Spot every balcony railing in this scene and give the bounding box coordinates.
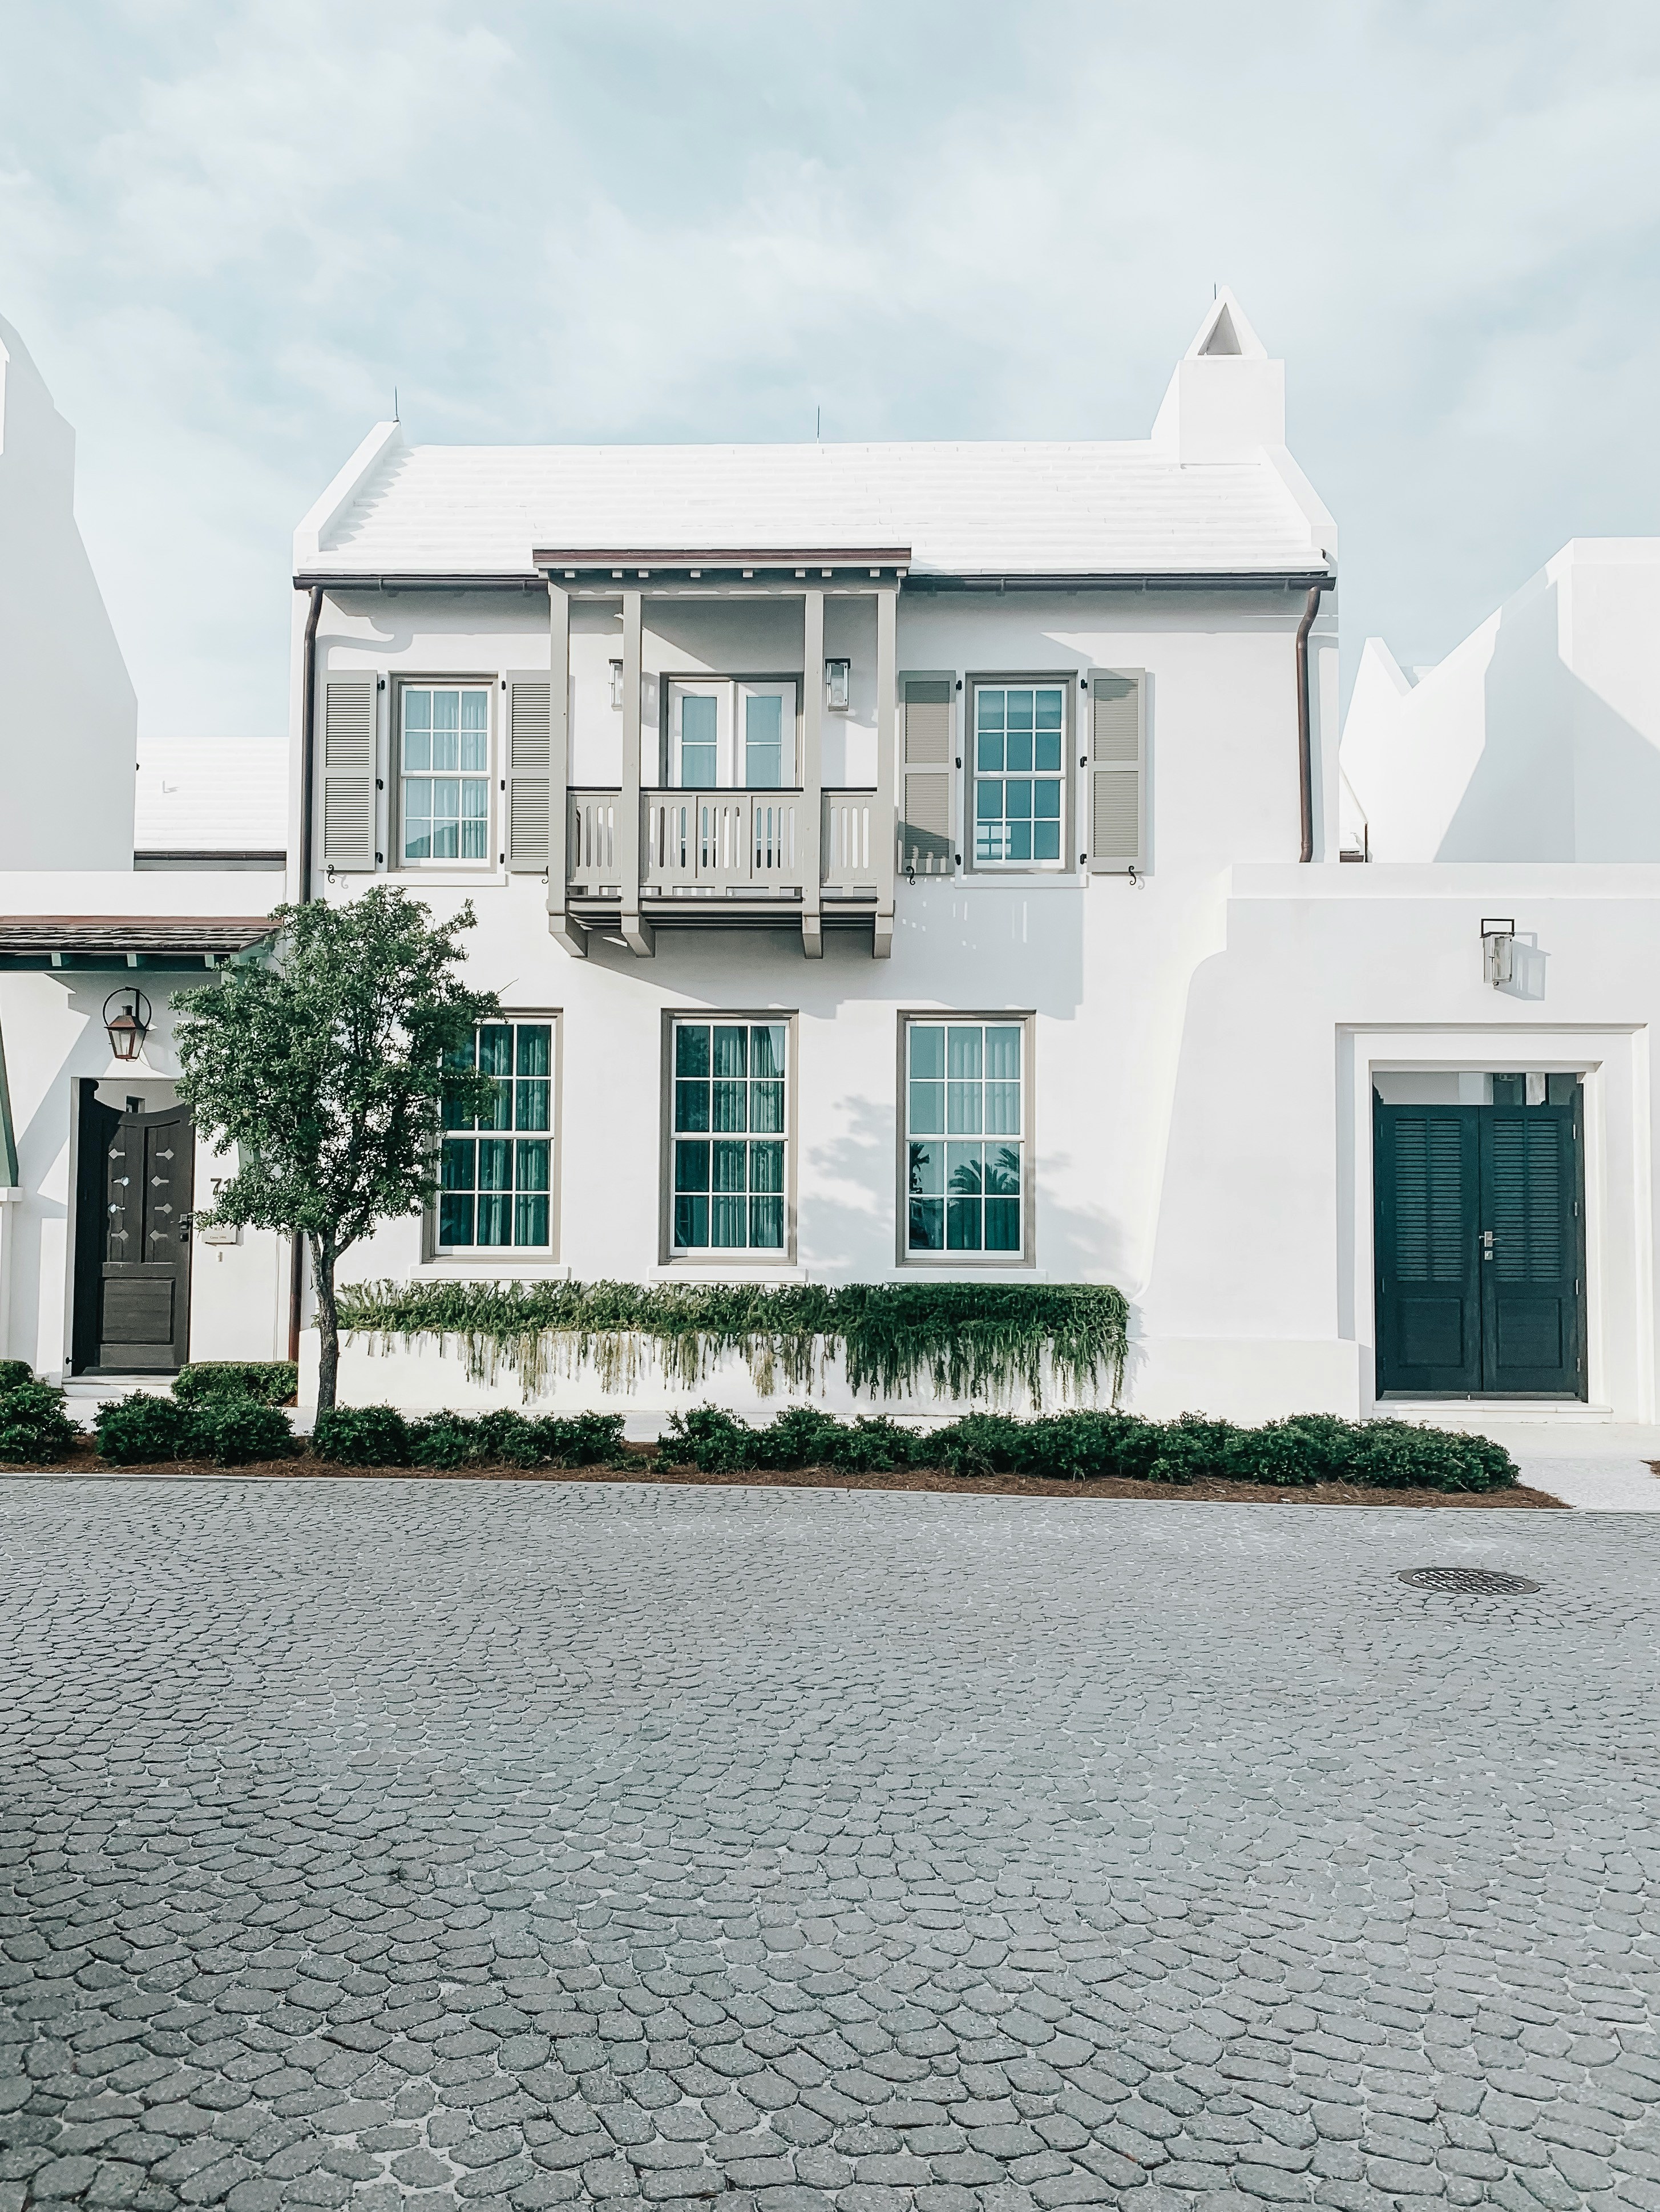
[566,790,881,902]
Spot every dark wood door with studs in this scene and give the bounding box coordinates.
[78,1096,196,1373]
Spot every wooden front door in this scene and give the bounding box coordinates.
[1375,1085,1585,1399]
[72,1087,195,1373]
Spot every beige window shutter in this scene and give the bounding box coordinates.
[321,677,378,871]
[1088,672,1145,872]
[898,677,955,877]
[506,676,552,871]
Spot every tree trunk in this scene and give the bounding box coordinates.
[310,1234,341,1412]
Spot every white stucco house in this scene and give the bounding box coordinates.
[6,290,1660,1434]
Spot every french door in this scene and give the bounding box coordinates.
[1374,1089,1585,1398]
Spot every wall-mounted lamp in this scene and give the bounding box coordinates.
[1481,917,1515,988]
[103,987,152,1062]
[609,659,624,710]
[824,658,851,712]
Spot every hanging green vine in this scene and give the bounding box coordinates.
[333,1279,1129,1406]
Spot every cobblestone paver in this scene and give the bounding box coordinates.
[1,1481,1657,2212]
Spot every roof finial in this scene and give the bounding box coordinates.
[393,385,399,422]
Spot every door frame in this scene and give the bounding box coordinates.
[1339,1026,1654,1420]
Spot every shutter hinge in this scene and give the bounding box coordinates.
[376,777,384,790]
[377,676,386,691]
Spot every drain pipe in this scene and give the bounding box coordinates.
[1296,579,1331,863]
[287,586,324,1364]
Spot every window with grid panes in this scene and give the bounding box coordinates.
[672,1020,787,1252]
[906,1020,1024,1253]
[439,1021,553,1250]
[974,684,1065,866]
[402,685,491,862]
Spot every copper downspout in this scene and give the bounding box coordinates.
[287,586,324,1364]
[1296,581,1331,863]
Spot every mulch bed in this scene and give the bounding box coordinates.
[6,1444,1565,1505]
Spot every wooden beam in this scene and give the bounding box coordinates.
[619,590,653,955]
[801,588,825,958]
[874,583,897,959]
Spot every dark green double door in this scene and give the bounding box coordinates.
[1375,1090,1585,1398]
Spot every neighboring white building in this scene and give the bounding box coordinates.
[1342,539,1660,862]
[135,736,288,871]
[0,318,286,1382]
[0,314,137,870]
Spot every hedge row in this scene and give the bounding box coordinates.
[663,1406,1518,1492]
[0,1358,1517,1490]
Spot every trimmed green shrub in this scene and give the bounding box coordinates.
[406,1412,493,1469]
[310,1404,412,1467]
[528,1412,628,1466]
[0,1359,34,1395]
[661,1404,1517,1492]
[173,1361,298,1407]
[94,1393,194,1466]
[188,1398,295,1467]
[0,1380,80,1465]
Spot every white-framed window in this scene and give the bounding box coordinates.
[439,1019,555,1251]
[401,684,491,863]
[972,683,1067,867]
[670,1017,789,1254]
[904,1016,1028,1257]
[666,679,796,790]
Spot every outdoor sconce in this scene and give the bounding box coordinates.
[609,659,624,710]
[824,658,851,711]
[1482,918,1515,988]
[103,987,152,1061]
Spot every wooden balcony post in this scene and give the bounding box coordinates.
[801,586,825,958]
[874,580,897,958]
[546,580,586,956]
[619,588,653,956]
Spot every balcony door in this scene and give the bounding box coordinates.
[667,680,795,789]
[1374,1081,1585,1398]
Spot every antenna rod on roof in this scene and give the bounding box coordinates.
[815,405,821,442]
[394,386,399,421]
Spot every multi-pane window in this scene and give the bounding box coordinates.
[672,1020,787,1252]
[403,686,490,862]
[975,684,1065,865]
[439,1021,553,1250]
[906,1019,1024,1254]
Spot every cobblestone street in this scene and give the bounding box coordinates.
[1,1479,1657,2212]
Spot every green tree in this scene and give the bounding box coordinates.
[173,889,500,1410]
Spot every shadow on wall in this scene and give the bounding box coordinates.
[1439,576,1660,860]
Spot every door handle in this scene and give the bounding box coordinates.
[1481,1230,1495,1260]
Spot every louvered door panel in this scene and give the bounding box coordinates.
[1480,1106,1582,1393]
[1374,1105,1481,1394]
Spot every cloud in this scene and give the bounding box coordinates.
[0,0,1657,736]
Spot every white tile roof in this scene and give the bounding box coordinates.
[306,437,1328,580]
[135,737,288,851]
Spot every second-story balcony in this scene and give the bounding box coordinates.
[542,546,905,960]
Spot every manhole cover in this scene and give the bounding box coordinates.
[1396,1567,1541,1595]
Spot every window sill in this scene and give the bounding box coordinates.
[654,1261,806,1280]
[416,1258,571,1278]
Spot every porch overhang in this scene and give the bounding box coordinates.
[0,918,276,971]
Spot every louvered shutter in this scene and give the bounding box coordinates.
[1088,672,1145,872]
[506,676,552,871]
[898,677,954,876]
[321,677,377,871]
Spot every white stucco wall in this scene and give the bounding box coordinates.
[0,318,137,870]
[1342,541,1660,863]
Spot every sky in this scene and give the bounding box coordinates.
[2,0,1658,741]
